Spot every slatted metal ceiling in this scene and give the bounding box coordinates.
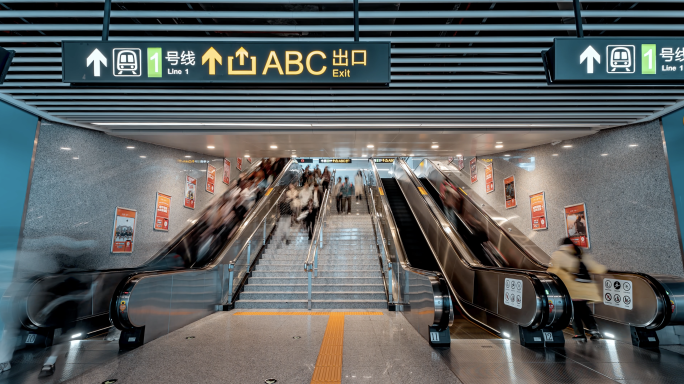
[1,0,684,135]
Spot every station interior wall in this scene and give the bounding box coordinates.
[16,122,244,275]
[441,120,684,278]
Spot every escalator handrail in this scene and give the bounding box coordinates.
[368,159,442,279]
[428,159,674,330]
[363,174,393,304]
[305,171,334,268]
[395,159,569,330]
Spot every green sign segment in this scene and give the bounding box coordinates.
[63,41,390,84]
[545,37,684,83]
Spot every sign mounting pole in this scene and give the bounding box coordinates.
[102,0,112,41]
[572,0,584,38]
[354,0,359,42]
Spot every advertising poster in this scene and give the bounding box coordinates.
[184,175,197,209]
[236,157,243,171]
[206,164,216,194]
[447,156,454,164]
[153,193,171,231]
[484,163,494,193]
[564,203,590,248]
[530,191,547,230]
[223,158,231,185]
[504,176,516,209]
[469,157,478,183]
[246,157,252,164]
[111,207,137,253]
[458,155,464,171]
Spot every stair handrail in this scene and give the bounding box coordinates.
[304,171,334,310]
[363,168,393,305]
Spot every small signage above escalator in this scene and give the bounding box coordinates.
[319,159,351,163]
[374,158,394,163]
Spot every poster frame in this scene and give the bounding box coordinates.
[236,157,243,171]
[184,175,197,209]
[110,206,137,254]
[563,202,591,248]
[484,163,494,194]
[529,190,548,231]
[458,155,464,171]
[223,158,231,185]
[504,175,516,209]
[206,163,216,194]
[153,192,171,232]
[469,157,478,184]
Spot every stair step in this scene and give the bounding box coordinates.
[243,284,385,292]
[240,292,386,300]
[255,264,379,271]
[251,271,382,278]
[248,277,383,285]
[233,299,387,309]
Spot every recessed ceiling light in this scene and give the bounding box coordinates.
[601,153,608,156]
[270,145,278,149]
[72,157,79,160]
[244,155,250,158]
[126,146,135,149]
[409,154,414,156]
[60,147,71,151]
[456,153,462,157]
[140,156,146,158]
[552,154,558,156]
[629,144,638,147]
[291,154,297,157]
[496,141,503,144]
[495,145,503,149]
[562,145,572,148]
[431,145,439,148]
[185,155,192,158]
[207,145,215,149]
[504,154,510,157]
[367,144,374,148]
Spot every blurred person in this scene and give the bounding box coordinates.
[322,166,331,190]
[341,176,354,214]
[312,183,322,217]
[285,183,300,226]
[439,180,459,224]
[354,171,364,201]
[303,199,316,240]
[548,238,607,340]
[314,165,322,183]
[299,180,313,209]
[333,177,343,213]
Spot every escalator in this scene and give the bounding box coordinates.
[5,159,299,349]
[369,158,573,348]
[416,158,684,348]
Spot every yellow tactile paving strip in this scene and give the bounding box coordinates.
[235,311,383,384]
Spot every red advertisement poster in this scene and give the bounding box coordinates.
[184,175,197,209]
[154,192,171,231]
[236,157,243,171]
[206,164,216,194]
[447,156,454,164]
[504,176,516,209]
[458,155,464,171]
[246,157,252,164]
[530,192,547,230]
[223,158,231,185]
[484,163,494,193]
[469,157,478,183]
[111,207,136,253]
[564,203,590,248]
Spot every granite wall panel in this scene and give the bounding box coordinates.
[17,122,244,275]
[439,120,684,277]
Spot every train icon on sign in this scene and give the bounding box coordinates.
[113,48,141,77]
[607,45,635,73]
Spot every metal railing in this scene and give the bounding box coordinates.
[304,177,333,310]
[363,173,393,305]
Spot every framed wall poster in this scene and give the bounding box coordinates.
[206,164,216,194]
[153,192,171,231]
[484,163,494,193]
[236,157,242,171]
[564,203,590,248]
[184,175,197,209]
[111,207,137,253]
[447,156,454,164]
[469,157,478,183]
[223,158,231,185]
[529,191,547,230]
[246,157,252,164]
[504,176,516,209]
[458,155,464,170]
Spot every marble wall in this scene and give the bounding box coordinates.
[440,120,684,277]
[17,122,244,275]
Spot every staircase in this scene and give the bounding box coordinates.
[235,192,386,309]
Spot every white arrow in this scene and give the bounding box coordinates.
[580,45,601,74]
[87,48,107,77]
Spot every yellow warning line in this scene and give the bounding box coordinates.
[233,311,383,384]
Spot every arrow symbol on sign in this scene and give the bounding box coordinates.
[580,45,601,74]
[86,48,107,77]
[202,47,222,75]
[236,47,249,66]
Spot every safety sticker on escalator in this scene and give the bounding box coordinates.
[602,278,633,310]
[504,278,523,309]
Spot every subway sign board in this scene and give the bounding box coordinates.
[374,158,395,163]
[319,159,351,163]
[544,37,684,83]
[62,41,390,84]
